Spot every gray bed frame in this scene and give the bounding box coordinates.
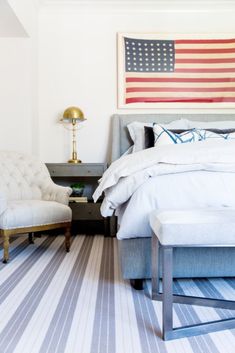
[111,113,235,287]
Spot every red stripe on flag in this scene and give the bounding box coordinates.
[175,48,235,54]
[126,87,235,93]
[126,97,235,103]
[126,77,235,83]
[175,68,235,73]
[175,39,235,44]
[175,58,235,64]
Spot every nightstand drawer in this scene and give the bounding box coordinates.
[70,202,102,221]
[46,163,106,177]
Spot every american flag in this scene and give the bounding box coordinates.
[124,36,235,104]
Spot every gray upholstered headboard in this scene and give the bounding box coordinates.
[111,113,235,162]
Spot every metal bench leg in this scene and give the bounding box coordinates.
[162,246,173,340]
[158,244,235,340]
[152,232,160,299]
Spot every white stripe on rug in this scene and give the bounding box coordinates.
[0,236,49,289]
[114,239,142,353]
[39,236,95,353]
[0,236,65,350]
[0,236,35,279]
[64,235,104,353]
[90,237,115,353]
[14,236,85,353]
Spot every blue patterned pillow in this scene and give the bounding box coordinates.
[153,124,235,147]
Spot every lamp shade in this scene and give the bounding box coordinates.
[62,106,86,122]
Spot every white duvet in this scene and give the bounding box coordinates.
[93,140,235,239]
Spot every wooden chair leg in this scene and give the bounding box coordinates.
[65,226,71,252]
[3,234,10,263]
[28,232,35,244]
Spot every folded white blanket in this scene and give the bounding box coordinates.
[93,140,235,216]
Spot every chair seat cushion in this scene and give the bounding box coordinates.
[0,200,72,230]
[149,209,235,246]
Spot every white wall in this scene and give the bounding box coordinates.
[0,39,32,152]
[38,4,235,163]
[0,0,38,155]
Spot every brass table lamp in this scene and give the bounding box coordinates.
[61,106,86,163]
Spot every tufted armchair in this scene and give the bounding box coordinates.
[0,151,72,263]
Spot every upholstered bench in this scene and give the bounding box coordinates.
[150,209,235,340]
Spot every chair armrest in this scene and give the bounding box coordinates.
[0,193,7,216]
[42,182,73,205]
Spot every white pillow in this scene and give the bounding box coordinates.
[153,125,235,147]
[188,120,235,129]
[127,119,189,153]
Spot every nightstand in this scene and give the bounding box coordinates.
[46,163,109,236]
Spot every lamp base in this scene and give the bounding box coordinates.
[68,159,82,164]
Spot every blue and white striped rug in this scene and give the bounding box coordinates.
[0,234,235,353]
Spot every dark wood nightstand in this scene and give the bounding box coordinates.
[46,163,110,236]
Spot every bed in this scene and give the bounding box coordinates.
[98,113,235,288]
